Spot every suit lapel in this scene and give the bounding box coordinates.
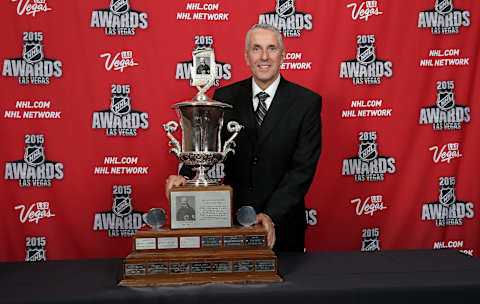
[256,77,294,148]
[235,79,257,144]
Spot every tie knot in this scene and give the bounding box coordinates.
[256,92,269,102]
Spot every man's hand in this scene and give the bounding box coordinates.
[255,213,276,249]
[165,175,187,198]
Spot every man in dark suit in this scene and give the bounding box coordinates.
[167,24,322,252]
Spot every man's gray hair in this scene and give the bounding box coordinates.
[244,24,284,53]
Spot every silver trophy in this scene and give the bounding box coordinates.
[163,48,242,186]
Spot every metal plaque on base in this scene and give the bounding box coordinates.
[130,224,267,252]
[119,225,282,286]
[169,185,232,229]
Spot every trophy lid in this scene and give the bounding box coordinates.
[172,100,232,109]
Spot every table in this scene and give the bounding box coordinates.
[1,249,480,304]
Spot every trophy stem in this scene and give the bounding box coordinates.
[193,91,209,102]
[185,165,220,186]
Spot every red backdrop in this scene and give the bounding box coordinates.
[1,0,479,262]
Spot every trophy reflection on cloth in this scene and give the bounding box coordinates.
[119,46,282,287]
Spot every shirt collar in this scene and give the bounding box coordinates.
[252,74,281,100]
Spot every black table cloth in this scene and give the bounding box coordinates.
[1,249,480,304]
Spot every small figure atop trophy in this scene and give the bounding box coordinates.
[191,49,214,100]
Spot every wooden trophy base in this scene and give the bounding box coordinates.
[120,273,282,286]
[118,225,283,286]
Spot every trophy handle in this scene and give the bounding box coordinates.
[222,121,243,156]
[163,121,181,157]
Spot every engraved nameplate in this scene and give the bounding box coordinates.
[191,262,212,273]
[245,235,265,247]
[223,235,243,247]
[255,260,275,272]
[158,237,178,249]
[180,236,200,248]
[147,263,168,274]
[234,260,254,272]
[170,190,231,229]
[125,264,146,276]
[135,238,156,250]
[202,236,222,248]
[212,261,232,273]
[170,263,190,274]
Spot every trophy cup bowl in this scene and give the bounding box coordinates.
[163,100,242,187]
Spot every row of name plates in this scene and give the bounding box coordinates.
[118,225,283,286]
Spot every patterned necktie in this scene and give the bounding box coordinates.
[255,91,269,126]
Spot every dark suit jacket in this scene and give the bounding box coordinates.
[213,76,322,252]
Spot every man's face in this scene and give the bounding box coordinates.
[245,29,284,90]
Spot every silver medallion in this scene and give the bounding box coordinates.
[142,208,167,230]
[236,206,257,227]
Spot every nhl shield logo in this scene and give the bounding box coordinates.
[22,43,44,64]
[112,196,133,217]
[435,0,453,15]
[361,239,380,251]
[110,96,131,116]
[25,248,46,262]
[110,0,130,15]
[356,45,376,65]
[24,146,45,167]
[358,142,378,162]
[436,91,455,111]
[439,187,456,207]
[276,0,295,18]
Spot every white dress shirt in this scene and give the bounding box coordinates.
[252,75,281,111]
